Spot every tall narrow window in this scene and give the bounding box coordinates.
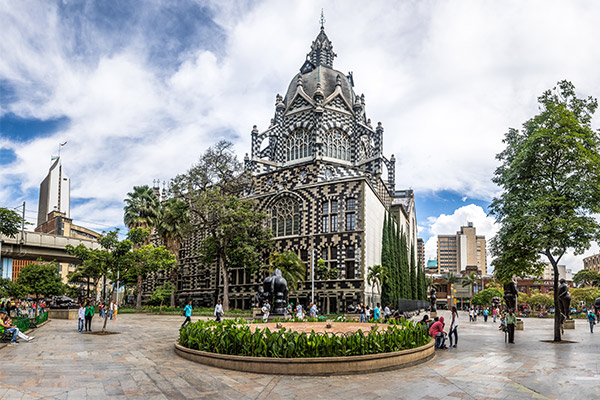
[286,129,313,161]
[345,245,356,279]
[323,129,351,161]
[270,197,301,237]
[322,199,339,233]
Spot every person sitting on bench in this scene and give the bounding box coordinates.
[0,312,34,345]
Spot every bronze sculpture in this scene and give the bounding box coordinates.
[558,278,572,323]
[503,280,518,311]
[429,287,437,312]
[491,296,501,310]
[260,268,288,315]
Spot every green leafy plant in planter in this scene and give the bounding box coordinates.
[179,318,431,358]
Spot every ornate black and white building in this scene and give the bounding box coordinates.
[160,26,418,313]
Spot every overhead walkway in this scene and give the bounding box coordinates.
[0,231,100,264]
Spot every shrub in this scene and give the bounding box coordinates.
[178,318,431,358]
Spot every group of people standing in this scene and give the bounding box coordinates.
[0,299,45,318]
[77,300,119,332]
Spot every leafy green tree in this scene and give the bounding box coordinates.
[170,142,272,311]
[129,244,176,308]
[316,258,338,280]
[528,290,554,310]
[490,80,600,341]
[570,287,600,307]
[18,262,65,315]
[471,287,504,306]
[572,269,600,287]
[410,245,417,300]
[149,282,175,313]
[0,207,22,237]
[264,251,306,293]
[417,260,426,300]
[67,230,135,331]
[124,186,159,310]
[0,278,28,299]
[367,264,387,300]
[441,273,459,296]
[156,197,192,307]
[380,213,391,304]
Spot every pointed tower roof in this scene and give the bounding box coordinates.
[307,27,336,69]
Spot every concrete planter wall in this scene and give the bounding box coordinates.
[174,339,434,375]
[48,309,78,320]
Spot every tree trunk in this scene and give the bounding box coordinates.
[169,267,177,308]
[220,256,229,311]
[136,274,143,311]
[102,287,114,332]
[550,258,561,342]
[169,244,180,308]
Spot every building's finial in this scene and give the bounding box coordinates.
[320,9,325,30]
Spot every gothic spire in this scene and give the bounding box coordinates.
[306,12,336,69]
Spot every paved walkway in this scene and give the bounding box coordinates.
[1,311,599,399]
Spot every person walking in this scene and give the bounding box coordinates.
[449,306,459,348]
[108,300,114,320]
[310,302,318,318]
[483,308,489,322]
[492,307,498,323]
[84,302,95,332]
[469,307,474,322]
[78,303,85,332]
[214,300,224,322]
[182,301,193,328]
[374,303,381,321]
[587,309,596,333]
[506,308,516,344]
[383,303,392,322]
[359,303,366,323]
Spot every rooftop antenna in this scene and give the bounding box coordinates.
[320,9,325,30]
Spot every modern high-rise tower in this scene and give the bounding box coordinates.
[37,157,70,228]
[436,222,486,275]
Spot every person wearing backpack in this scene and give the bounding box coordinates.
[587,309,596,333]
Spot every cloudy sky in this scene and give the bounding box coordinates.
[1,0,599,273]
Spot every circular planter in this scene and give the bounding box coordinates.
[174,339,434,375]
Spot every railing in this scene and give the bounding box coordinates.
[36,311,48,325]
[14,317,30,332]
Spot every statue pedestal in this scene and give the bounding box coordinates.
[252,308,261,319]
[430,312,437,318]
[564,319,575,329]
[516,319,524,330]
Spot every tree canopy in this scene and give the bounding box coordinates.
[18,262,65,314]
[490,80,600,341]
[0,207,22,237]
[265,251,306,293]
[572,269,600,288]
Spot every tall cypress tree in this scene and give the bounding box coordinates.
[410,244,417,300]
[400,229,409,299]
[380,213,391,304]
[416,260,423,300]
[419,260,427,300]
[390,213,400,302]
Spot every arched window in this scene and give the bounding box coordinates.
[286,129,313,162]
[323,129,351,161]
[270,197,300,237]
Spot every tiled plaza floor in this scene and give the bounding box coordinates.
[1,311,599,399]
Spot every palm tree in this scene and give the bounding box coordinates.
[264,251,306,294]
[442,272,459,297]
[124,185,160,310]
[156,197,191,307]
[367,264,387,300]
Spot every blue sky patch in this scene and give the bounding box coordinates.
[415,189,490,224]
[0,148,16,165]
[0,113,70,142]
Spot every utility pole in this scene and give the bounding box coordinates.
[311,249,315,303]
[20,201,25,243]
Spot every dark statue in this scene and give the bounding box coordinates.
[260,268,288,315]
[429,287,437,313]
[503,280,518,311]
[491,296,502,309]
[594,297,600,314]
[558,279,572,323]
[77,284,85,305]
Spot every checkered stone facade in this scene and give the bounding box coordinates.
[156,27,418,312]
